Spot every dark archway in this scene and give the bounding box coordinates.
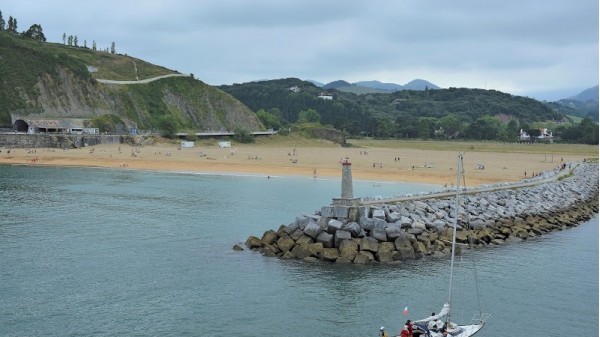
[14,119,29,132]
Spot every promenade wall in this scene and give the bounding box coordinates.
[0,134,121,148]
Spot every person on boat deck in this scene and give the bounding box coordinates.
[404,320,414,337]
[379,326,389,337]
[400,325,411,337]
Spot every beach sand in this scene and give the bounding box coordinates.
[0,141,591,186]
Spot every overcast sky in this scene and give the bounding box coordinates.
[3,0,598,101]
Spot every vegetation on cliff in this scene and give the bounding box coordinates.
[0,26,262,133]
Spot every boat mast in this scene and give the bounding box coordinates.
[447,154,463,323]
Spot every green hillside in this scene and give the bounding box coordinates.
[219,78,571,141]
[0,32,262,132]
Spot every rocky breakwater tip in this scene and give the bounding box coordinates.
[238,162,598,264]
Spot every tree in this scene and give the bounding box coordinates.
[92,40,97,51]
[562,118,599,145]
[7,16,17,34]
[416,117,436,139]
[466,115,501,140]
[437,114,465,138]
[158,115,178,138]
[497,119,519,142]
[298,108,321,123]
[0,11,5,31]
[256,109,281,130]
[62,32,66,44]
[67,35,73,46]
[73,35,78,47]
[110,41,116,54]
[23,24,46,41]
[83,40,87,48]
[233,127,255,143]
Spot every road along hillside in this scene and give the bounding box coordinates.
[96,73,188,85]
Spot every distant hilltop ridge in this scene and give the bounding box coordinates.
[313,79,440,94]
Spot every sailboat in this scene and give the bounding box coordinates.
[410,154,490,337]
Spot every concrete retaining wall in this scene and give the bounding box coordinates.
[0,134,121,148]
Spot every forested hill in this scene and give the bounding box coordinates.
[218,78,564,140]
[0,31,262,133]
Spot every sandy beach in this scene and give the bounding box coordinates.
[0,139,595,187]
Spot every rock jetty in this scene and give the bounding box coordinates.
[242,162,598,264]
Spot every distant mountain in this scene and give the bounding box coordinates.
[321,79,441,94]
[402,79,441,90]
[568,85,599,102]
[353,80,404,91]
[306,79,324,87]
[322,80,352,89]
[545,85,599,122]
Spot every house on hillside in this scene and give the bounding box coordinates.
[519,129,531,142]
[519,128,553,143]
[289,86,300,93]
[537,128,553,143]
[318,93,333,100]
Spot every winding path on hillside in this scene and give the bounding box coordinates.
[96,73,188,85]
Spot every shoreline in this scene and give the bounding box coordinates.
[0,142,594,186]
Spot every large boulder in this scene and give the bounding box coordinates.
[379,241,396,252]
[371,227,388,242]
[246,236,263,249]
[359,237,380,253]
[303,221,323,239]
[276,234,295,252]
[372,208,386,219]
[291,244,313,259]
[317,232,334,248]
[327,219,344,234]
[334,230,352,247]
[320,248,340,261]
[339,241,358,261]
[353,251,374,264]
[295,234,314,245]
[376,250,397,263]
[308,242,324,256]
[394,236,416,259]
[260,230,278,246]
[385,225,403,240]
[342,222,362,237]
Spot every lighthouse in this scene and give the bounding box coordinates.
[332,157,360,206]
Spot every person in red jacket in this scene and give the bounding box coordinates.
[400,325,410,337]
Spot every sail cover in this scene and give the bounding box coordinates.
[413,303,450,323]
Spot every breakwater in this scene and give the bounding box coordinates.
[243,162,598,264]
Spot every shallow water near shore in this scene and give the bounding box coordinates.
[0,165,597,337]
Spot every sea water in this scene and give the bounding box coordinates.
[0,165,597,337]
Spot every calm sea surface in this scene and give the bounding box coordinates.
[0,165,597,337]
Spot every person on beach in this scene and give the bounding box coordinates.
[379,326,389,337]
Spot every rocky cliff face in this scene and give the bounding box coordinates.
[19,67,262,131]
